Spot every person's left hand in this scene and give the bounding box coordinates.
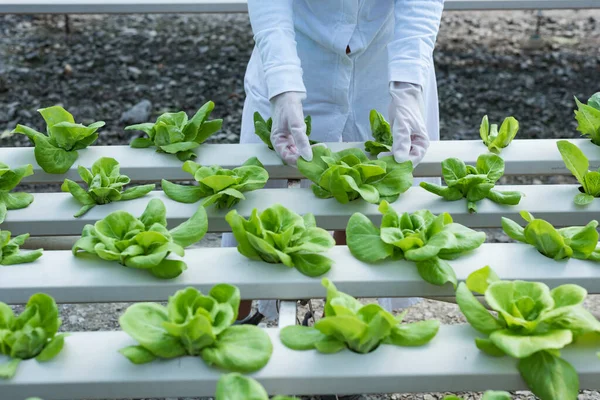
[378,82,430,167]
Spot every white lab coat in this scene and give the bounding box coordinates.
[223,0,444,319]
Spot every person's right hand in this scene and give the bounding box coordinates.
[270,91,313,166]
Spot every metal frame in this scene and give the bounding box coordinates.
[2,243,600,304]
[2,139,594,183]
[0,0,598,14]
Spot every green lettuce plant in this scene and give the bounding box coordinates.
[0,293,68,379]
[0,162,34,224]
[556,140,600,205]
[0,230,42,265]
[280,278,439,354]
[162,157,268,208]
[479,115,519,154]
[118,285,272,372]
[13,106,104,174]
[225,204,335,277]
[364,109,393,156]
[443,392,511,400]
[346,201,486,287]
[420,153,522,213]
[253,112,315,150]
[502,211,600,261]
[72,198,207,279]
[298,146,413,204]
[216,373,297,400]
[126,101,222,161]
[574,92,600,145]
[456,266,600,400]
[62,157,155,217]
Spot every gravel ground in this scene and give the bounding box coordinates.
[1,8,600,400]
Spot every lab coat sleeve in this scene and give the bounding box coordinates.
[248,0,306,100]
[388,0,444,87]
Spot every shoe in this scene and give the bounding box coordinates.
[234,311,264,325]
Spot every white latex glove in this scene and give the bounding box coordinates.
[270,91,312,166]
[379,82,430,167]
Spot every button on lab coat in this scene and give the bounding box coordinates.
[225,0,445,318]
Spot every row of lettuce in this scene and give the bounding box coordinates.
[0,266,595,400]
[1,137,598,224]
[10,92,600,172]
[3,183,600,282]
[2,94,600,225]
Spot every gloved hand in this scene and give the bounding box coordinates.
[270,91,313,166]
[379,82,430,167]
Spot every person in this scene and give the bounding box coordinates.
[224,0,445,325]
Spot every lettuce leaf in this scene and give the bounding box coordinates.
[119,286,272,373]
[574,92,600,146]
[72,198,207,278]
[479,115,519,154]
[0,230,42,265]
[253,112,315,151]
[13,106,104,173]
[298,146,413,204]
[501,211,600,261]
[364,109,393,156]
[0,162,35,224]
[126,101,222,161]
[280,278,439,354]
[420,153,522,213]
[0,293,66,380]
[162,157,268,209]
[216,373,299,400]
[456,266,600,400]
[62,157,155,217]
[557,140,600,205]
[226,204,334,277]
[346,202,485,287]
